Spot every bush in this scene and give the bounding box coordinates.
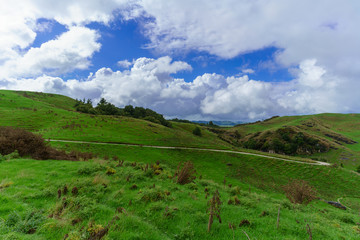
[6,210,46,234]
[192,127,202,136]
[0,126,93,161]
[356,165,360,173]
[174,161,196,185]
[282,179,317,205]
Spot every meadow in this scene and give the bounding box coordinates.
[1,89,360,239]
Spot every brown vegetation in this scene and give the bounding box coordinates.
[207,190,222,232]
[282,179,317,205]
[0,126,93,160]
[174,161,197,185]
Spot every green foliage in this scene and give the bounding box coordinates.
[242,127,330,155]
[192,126,202,136]
[5,210,45,234]
[74,97,172,127]
[356,165,360,173]
[106,167,116,175]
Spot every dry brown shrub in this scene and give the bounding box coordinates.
[207,190,222,232]
[0,126,94,161]
[282,179,317,205]
[174,161,196,185]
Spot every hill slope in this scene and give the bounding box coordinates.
[2,90,360,239]
[218,114,360,167]
[0,90,232,149]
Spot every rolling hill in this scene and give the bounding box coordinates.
[217,114,360,168]
[1,89,360,239]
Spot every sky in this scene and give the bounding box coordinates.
[1,0,360,121]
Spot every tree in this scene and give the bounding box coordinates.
[193,126,202,136]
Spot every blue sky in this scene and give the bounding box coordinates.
[1,0,359,121]
[42,17,292,83]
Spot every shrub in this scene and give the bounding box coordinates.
[140,188,166,202]
[77,165,105,175]
[282,179,317,205]
[106,167,116,175]
[356,165,360,173]
[6,210,46,234]
[192,127,202,136]
[174,161,196,185]
[0,126,93,161]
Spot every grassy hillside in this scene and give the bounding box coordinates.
[2,90,360,239]
[1,156,360,240]
[227,114,360,167]
[0,90,231,149]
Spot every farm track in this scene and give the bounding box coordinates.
[49,139,330,166]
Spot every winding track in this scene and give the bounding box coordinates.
[49,139,330,166]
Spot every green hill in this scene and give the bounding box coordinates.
[0,90,232,149]
[216,114,360,168]
[1,90,360,239]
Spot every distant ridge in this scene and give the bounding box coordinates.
[192,120,244,126]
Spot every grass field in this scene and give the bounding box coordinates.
[1,157,360,239]
[1,89,360,239]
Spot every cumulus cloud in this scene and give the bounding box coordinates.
[130,1,360,81]
[3,56,357,121]
[117,60,133,68]
[0,1,359,121]
[0,27,101,78]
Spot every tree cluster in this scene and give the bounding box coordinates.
[75,98,172,127]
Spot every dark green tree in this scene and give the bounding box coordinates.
[193,126,202,136]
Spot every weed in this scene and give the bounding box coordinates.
[78,165,105,176]
[260,210,269,217]
[229,186,241,196]
[140,188,167,203]
[6,210,46,234]
[130,184,138,190]
[239,219,250,227]
[106,167,116,175]
[71,187,79,196]
[207,190,222,232]
[175,161,196,185]
[282,179,317,205]
[0,180,14,190]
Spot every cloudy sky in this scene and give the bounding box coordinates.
[1,0,359,121]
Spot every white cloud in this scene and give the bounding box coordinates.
[1,1,360,121]
[117,60,133,68]
[130,1,360,82]
[0,26,101,78]
[241,69,255,74]
[3,56,358,121]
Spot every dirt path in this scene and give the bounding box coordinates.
[49,139,330,166]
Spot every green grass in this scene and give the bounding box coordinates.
[2,89,360,239]
[0,90,231,149]
[51,142,360,199]
[1,158,360,239]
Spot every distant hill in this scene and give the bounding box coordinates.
[192,120,244,126]
[217,113,360,167]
